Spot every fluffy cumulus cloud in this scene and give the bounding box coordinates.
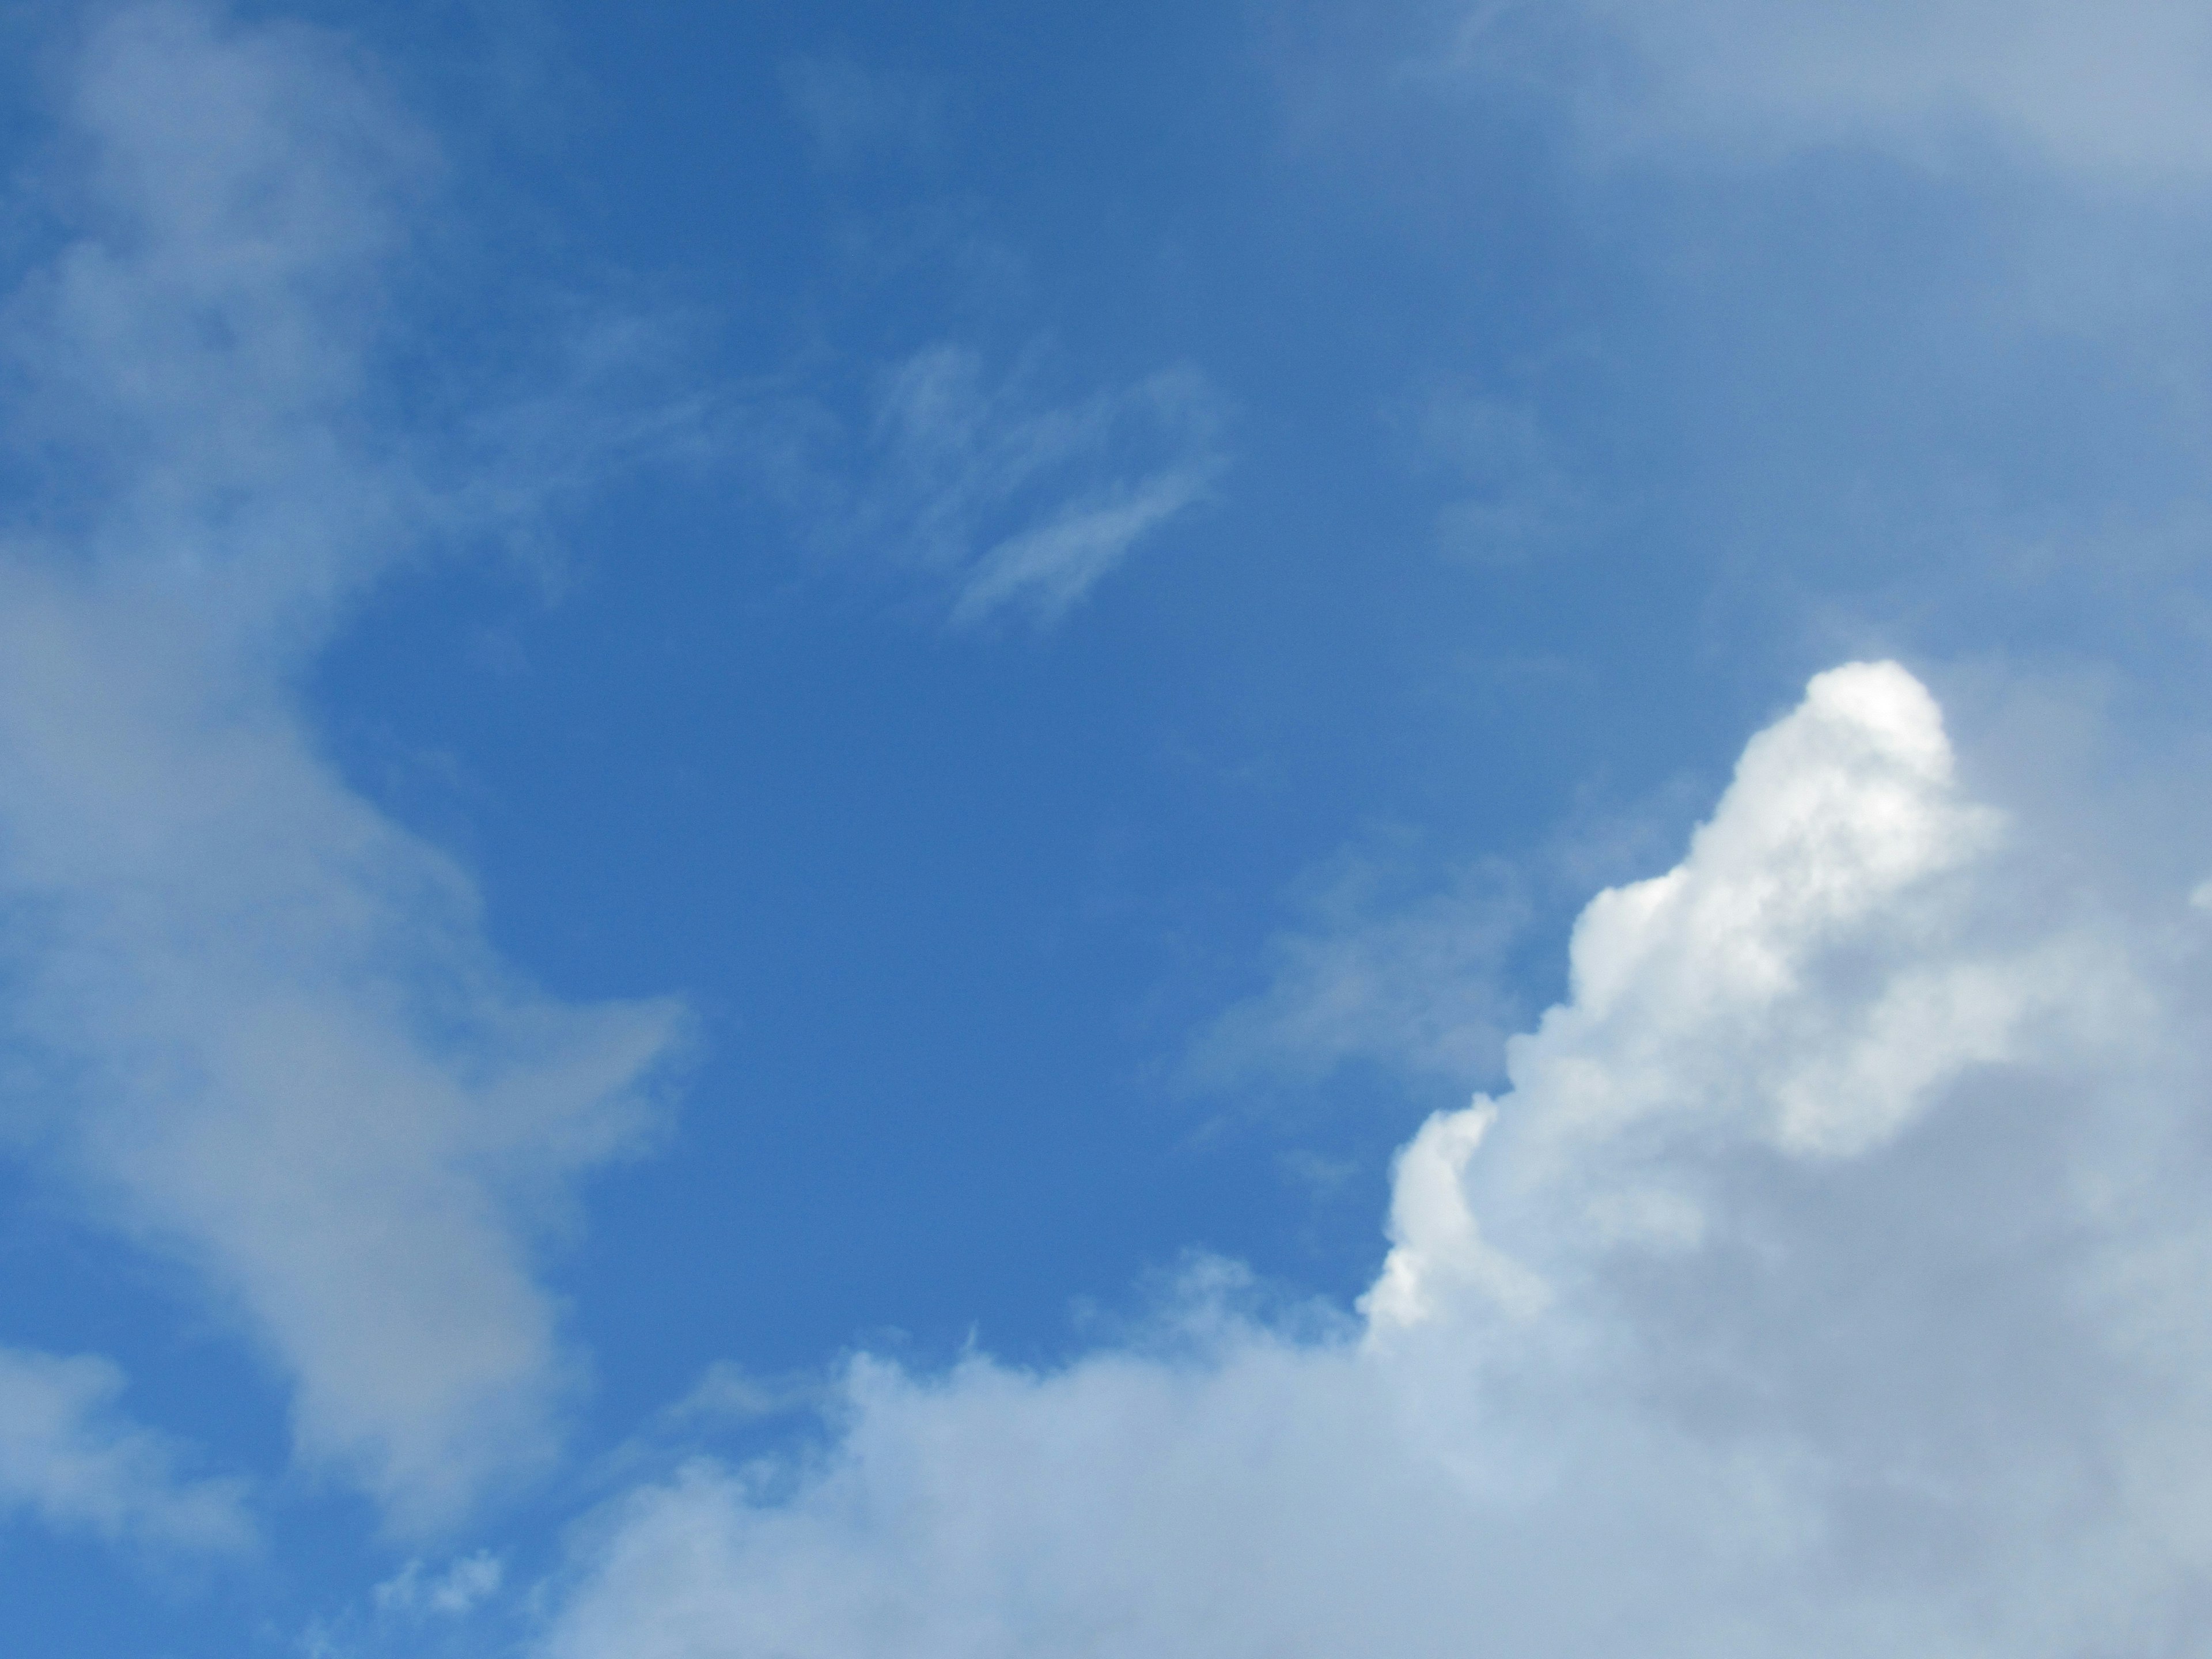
[540,661,2212,1657]
[0,1347,251,1552]
[0,2,685,1533]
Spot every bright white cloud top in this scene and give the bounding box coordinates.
[540,662,2212,1657]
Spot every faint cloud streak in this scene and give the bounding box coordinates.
[0,1346,251,1554]
[751,343,1227,629]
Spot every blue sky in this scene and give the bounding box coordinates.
[4,2,2212,1655]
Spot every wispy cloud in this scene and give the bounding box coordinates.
[1450,0,2212,182]
[0,2,690,1533]
[540,662,2212,1656]
[0,1346,251,1554]
[1189,846,1527,1096]
[373,1550,504,1618]
[780,55,948,172]
[757,343,1227,628]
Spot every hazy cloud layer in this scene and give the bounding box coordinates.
[0,2,685,1532]
[541,662,2212,1657]
[1452,0,2212,180]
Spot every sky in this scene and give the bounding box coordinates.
[2,1,2211,1654]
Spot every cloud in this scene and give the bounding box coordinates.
[0,2,687,1532]
[1455,0,2212,181]
[872,344,1225,626]
[538,661,2212,1656]
[657,1361,824,1431]
[1188,847,1527,1094]
[0,1346,251,1553]
[374,1550,504,1618]
[756,343,1226,628]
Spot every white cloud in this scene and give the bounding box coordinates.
[539,662,2212,1656]
[0,3,687,1532]
[0,1346,251,1553]
[1460,0,2212,181]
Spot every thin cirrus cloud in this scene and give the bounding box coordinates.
[0,2,687,1533]
[540,661,2212,1657]
[756,51,1226,629]
[756,342,1227,629]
